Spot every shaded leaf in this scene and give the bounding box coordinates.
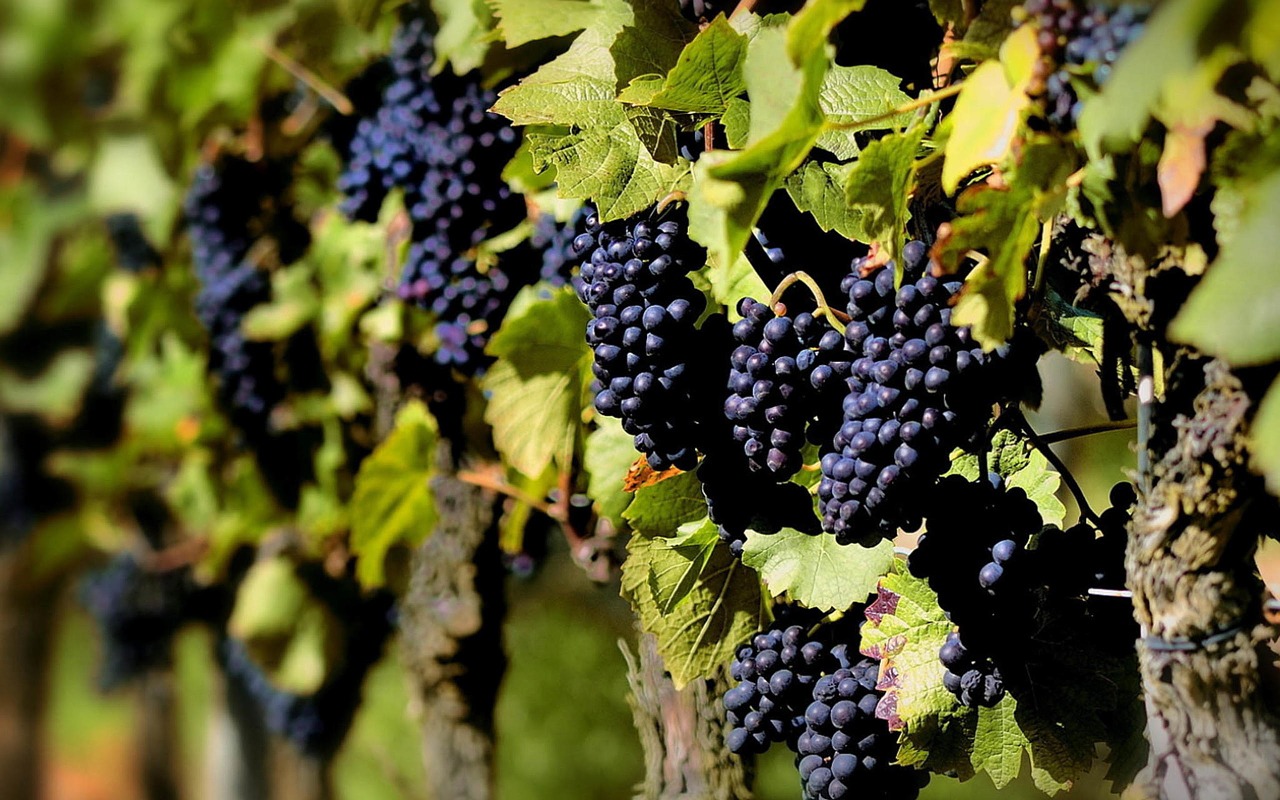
[350,401,438,588]
[484,286,593,477]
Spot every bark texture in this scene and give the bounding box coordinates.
[623,631,753,800]
[0,549,58,800]
[398,468,506,800]
[1128,358,1280,800]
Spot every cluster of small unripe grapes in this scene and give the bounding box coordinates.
[575,205,709,470]
[723,618,928,800]
[1022,0,1150,128]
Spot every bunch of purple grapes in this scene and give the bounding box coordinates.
[725,299,851,479]
[577,203,708,470]
[336,14,529,373]
[818,242,1027,546]
[723,619,928,800]
[1024,0,1149,129]
[217,572,395,756]
[184,154,305,434]
[81,554,196,690]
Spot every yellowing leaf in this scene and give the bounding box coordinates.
[941,26,1037,194]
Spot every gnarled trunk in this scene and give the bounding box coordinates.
[398,468,506,800]
[1128,358,1280,799]
[623,631,753,800]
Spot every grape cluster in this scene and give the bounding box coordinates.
[217,575,395,756]
[911,477,1139,707]
[797,656,929,800]
[907,476,1045,706]
[818,243,1024,545]
[106,212,161,272]
[81,554,195,690]
[938,630,1005,708]
[1024,0,1149,129]
[336,14,527,373]
[724,620,835,754]
[577,204,708,470]
[184,155,304,434]
[692,311,824,555]
[723,619,928,800]
[725,299,850,479]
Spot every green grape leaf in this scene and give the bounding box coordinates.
[859,563,956,732]
[88,135,178,228]
[583,418,636,525]
[937,182,1039,348]
[650,516,721,613]
[429,0,492,72]
[949,0,1019,61]
[0,348,95,425]
[241,264,320,342]
[228,557,343,696]
[947,429,1066,527]
[706,253,770,313]
[484,286,593,477]
[941,25,1036,194]
[621,528,765,689]
[490,0,601,48]
[843,125,926,261]
[491,1,631,128]
[527,118,688,221]
[814,65,913,161]
[722,96,751,148]
[689,20,827,267]
[350,401,439,588]
[1037,289,1105,365]
[623,470,706,537]
[634,15,747,116]
[786,160,866,240]
[611,0,695,92]
[1170,171,1280,365]
[1252,378,1280,496]
[228,557,311,642]
[741,527,893,612]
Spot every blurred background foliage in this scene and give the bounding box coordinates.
[0,0,1222,797]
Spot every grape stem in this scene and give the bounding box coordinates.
[824,82,964,132]
[1008,409,1103,527]
[1038,419,1137,445]
[259,41,354,115]
[769,271,849,332]
[730,0,761,19]
[1030,219,1053,301]
[457,468,556,518]
[555,471,611,582]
